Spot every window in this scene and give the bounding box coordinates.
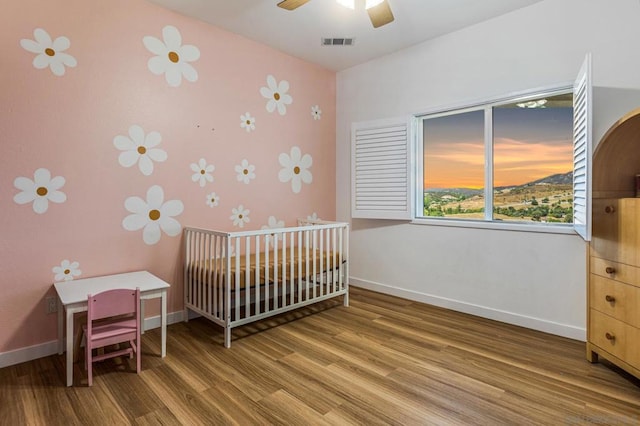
[418,90,575,225]
[350,55,591,238]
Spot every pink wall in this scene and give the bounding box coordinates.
[0,0,336,353]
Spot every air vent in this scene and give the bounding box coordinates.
[322,38,355,46]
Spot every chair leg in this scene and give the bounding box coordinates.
[136,340,141,374]
[87,344,92,386]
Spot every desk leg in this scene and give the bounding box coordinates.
[161,290,167,358]
[140,299,145,335]
[65,310,74,386]
[57,299,63,355]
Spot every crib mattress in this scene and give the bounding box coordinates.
[187,248,342,290]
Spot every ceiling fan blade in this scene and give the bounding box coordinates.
[277,0,311,11]
[367,0,394,28]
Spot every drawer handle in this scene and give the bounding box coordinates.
[605,266,616,274]
[605,332,615,341]
[605,295,616,303]
[604,205,616,214]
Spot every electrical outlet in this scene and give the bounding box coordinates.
[46,296,57,314]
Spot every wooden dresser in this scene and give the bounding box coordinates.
[587,108,640,379]
[588,198,640,377]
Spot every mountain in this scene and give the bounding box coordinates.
[425,171,573,194]
[527,171,573,186]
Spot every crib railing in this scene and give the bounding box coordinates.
[183,220,349,347]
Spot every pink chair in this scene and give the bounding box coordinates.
[83,288,141,386]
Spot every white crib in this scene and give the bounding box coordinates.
[183,220,349,347]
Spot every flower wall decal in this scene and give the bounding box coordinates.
[311,105,322,120]
[14,168,67,214]
[143,25,200,87]
[190,158,215,187]
[240,112,256,132]
[235,159,256,184]
[20,28,77,76]
[52,259,81,282]
[206,192,220,208]
[113,125,167,176]
[122,185,184,245]
[278,146,313,193]
[230,205,250,228]
[260,75,292,115]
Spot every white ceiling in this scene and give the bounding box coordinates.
[146,0,543,72]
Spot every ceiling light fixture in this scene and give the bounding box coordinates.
[516,99,548,108]
[336,0,355,9]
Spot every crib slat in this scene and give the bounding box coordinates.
[196,234,204,309]
[338,227,344,291]
[264,238,271,312]
[312,229,317,299]
[235,237,240,322]
[304,230,310,301]
[332,228,337,294]
[255,235,260,316]
[273,237,279,310]
[245,236,250,319]
[281,234,287,308]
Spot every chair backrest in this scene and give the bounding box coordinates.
[88,288,139,322]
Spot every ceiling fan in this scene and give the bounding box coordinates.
[277,0,395,28]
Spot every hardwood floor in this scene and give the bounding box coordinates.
[2,287,640,425]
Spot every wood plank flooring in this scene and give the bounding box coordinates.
[2,287,640,425]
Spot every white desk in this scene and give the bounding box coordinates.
[54,271,169,386]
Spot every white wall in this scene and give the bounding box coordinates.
[337,0,640,340]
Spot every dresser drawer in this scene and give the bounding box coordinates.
[591,198,640,266]
[590,274,639,326]
[590,257,639,287]
[590,309,640,369]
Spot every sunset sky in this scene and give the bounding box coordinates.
[423,105,573,189]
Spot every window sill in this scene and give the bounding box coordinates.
[410,217,577,235]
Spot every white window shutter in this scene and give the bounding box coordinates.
[351,117,413,219]
[573,54,592,241]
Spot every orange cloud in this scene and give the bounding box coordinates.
[424,137,572,189]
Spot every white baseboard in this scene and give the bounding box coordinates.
[0,340,61,370]
[350,277,586,342]
[0,310,185,369]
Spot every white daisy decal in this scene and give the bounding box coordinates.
[278,146,313,194]
[143,25,200,87]
[20,28,77,76]
[240,113,255,133]
[206,192,220,208]
[14,168,66,214]
[113,125,167,176]
[122,185,184,245]
[261,215,285,246]
[230,205,250,228]
[53,259,81,282]
[235,159,256,184]
[260,75,293,115]
[191,158,214,187]
[311,105,322,120]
